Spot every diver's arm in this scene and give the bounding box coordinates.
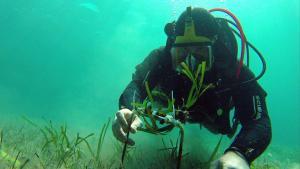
[119,80,144,110]
[119,47,165,109]
[114,48,165,146]
[227,67,272,164]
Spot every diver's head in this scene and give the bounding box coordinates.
[171,7,218,73]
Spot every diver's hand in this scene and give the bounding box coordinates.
[210,151,250,169]
[112,108,142,146]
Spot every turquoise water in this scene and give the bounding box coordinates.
[0,0,299,168]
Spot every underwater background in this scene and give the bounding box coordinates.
[0,0,299,168]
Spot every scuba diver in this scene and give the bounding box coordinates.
[112,7,272,169]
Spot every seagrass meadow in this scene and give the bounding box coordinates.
[0,0,299,169]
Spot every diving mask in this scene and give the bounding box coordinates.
[171,45,214,73]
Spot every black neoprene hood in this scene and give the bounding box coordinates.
[175,8,219,39]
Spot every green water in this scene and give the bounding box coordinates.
[0,0,299,168]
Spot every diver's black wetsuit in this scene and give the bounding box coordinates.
[119,47,272,164]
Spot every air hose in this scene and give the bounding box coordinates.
[223,18,266,83]
[207,9,266,93]
[209,8,247,79]
[212,18,267,95]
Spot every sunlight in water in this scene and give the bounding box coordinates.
[79,2,99,13]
